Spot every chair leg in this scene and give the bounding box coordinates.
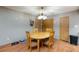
[29,38,32,52]
[37,40,40,52]
[27,40,30,49]
[48,40,54,51]
[48,44,50,51]
[48,40,51,51]
[41,41,43,47]
[27,45,29,49]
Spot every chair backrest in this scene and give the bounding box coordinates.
[49,32,54,42]
[50,32,54,38]
[32,28,38,32]
[26,31,30,40]
[46,28,55,41]
[46,28,53,32]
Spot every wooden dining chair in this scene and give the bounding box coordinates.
[26,31,37,51]
[43,31,54,51]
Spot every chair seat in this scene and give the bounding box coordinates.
[44,39,54,46]
[44,41,49,44]
[30,42,37,47]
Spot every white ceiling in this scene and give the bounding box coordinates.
[5,6,79,16]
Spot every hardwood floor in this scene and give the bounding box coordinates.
[0,40,79,52]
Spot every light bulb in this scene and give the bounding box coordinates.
[37,15,47,20]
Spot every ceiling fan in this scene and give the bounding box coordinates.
[37,6,47,20]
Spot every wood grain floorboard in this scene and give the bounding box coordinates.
[0,40,79,52]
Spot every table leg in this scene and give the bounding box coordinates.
[30,38,32,51]
[37,40,40,52]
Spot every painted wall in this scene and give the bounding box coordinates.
[0,7,79,46]
[0,7,33,46]
[53,11,79,39]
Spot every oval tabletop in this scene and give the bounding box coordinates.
[30,32,50,39]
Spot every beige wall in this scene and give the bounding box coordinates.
[0,7,33,46]
[0,6,79,46]
[53,11,79,39]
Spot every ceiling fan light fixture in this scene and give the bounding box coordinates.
[37,15,47,20]
[37,7,47,20]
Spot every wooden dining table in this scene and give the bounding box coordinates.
[30,32,50,51]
